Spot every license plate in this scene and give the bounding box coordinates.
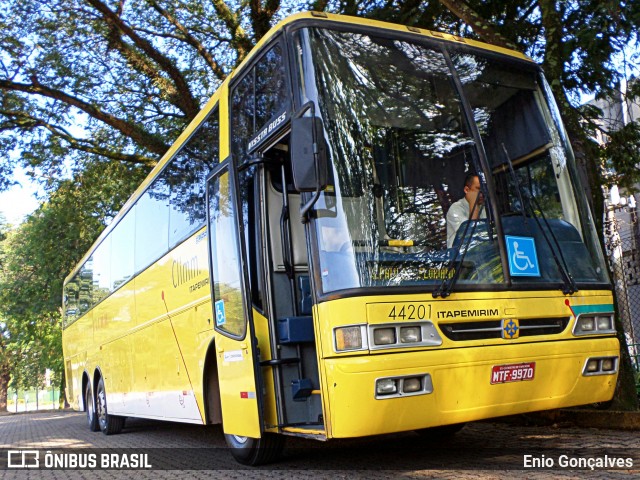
[491,362,535,384]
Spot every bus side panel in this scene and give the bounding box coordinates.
[160,306,213,423]
[62,314,93,410]
[99,335,132,415]
[93,282,136,348]
[89,278,136,413]
[160,229,213,423]
[128,252,202,423]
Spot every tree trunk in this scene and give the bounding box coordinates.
[0,371,10,412]
[59,375,68,409]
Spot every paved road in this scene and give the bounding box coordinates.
[0,410,638,478]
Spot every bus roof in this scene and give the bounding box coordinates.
[64,11,533,284]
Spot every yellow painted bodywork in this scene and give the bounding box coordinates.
[314,290,619,439]
[322,337,618,438]
[62,12,614,442]
[63,228,214,423]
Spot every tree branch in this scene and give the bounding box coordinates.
[249,0,281,41]
[0,77,169,155]
[209,0,254,61]
[85,0,200,119]
[311,0,329,12]
[0,109,157,166]
[148,1,227,80]
[437,0,519,50]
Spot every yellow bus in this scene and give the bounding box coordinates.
[62,12,620,465]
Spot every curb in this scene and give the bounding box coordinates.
[0,408,74,417]
[501,409,640,431]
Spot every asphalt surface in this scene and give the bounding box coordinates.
[0,410,638,478]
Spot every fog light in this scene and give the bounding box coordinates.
[374,327,396,345]
[402,377,422,393]
[586,359,599,372]
[601,358,616,372]
[596,316,613,330]
[335,326,363,351]
[400,326,421,343]
[376,378,397,395]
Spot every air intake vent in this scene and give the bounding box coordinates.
[440,317,569,341]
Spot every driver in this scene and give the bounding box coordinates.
[446,173,486,248]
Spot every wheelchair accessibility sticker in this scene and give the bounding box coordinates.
[215,299,226,326]
[505,236,540,277]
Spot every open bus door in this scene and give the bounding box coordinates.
[206,161,273,462]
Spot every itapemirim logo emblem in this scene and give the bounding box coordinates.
[502,318,520,339]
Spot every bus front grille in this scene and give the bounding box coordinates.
[439,317,570,341]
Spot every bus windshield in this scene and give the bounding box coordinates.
[294,27,609,294]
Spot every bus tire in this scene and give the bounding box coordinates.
[224,433,285,466]
[85,382,99,432]
[96,377,125,435]
[415,423,465,440]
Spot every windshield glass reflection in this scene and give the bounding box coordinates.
[294,27,608,294]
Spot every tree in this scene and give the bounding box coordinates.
[0,0,294,192]
[0,162,146,410]
[2,1,637,193]
[0,214,14,410]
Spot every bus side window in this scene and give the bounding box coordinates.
[167,109,219,247]
[231,39,290,163]
[209,169,248,338]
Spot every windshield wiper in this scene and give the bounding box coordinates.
[526,191,578,294]
[433,196,484,298]
[500,143,577,294]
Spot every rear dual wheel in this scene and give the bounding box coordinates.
[95,377,125,435]
[85,382,99,432]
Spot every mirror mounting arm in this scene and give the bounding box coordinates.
[291,101,327,223]
[300,145,322,224]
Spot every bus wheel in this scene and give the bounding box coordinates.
[415,423,465,441]
[96,377,125,435]
[224,433,285,465]
[85,382,99,432]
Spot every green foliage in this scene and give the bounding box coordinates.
[0,161,146,397]
[603,122,640,190]
[2,1,638,193]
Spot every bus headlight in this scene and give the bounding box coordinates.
[334,325,367,352]
[400,326,422,343]
[573,313,615,336]
[579,318,595,331]
[376,378,397,395]
[601,358,616,372]
[402,377,422,393]
[585,359,599,373]
[596,315,614,331]
[373,327,396,345]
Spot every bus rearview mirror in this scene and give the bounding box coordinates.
[290,116,328,192]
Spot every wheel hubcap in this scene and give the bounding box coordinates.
[232,435,248,445]
[97,389,107,428]
[86,390,94,422]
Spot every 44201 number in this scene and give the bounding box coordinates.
[388,304,427,321]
